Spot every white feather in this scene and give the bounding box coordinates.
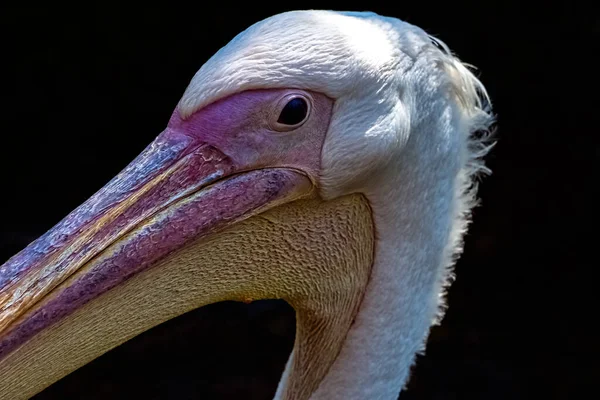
[178,10,495,399]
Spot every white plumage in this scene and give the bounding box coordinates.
[178,10,494,399]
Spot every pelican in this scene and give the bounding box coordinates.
[0,10,494,400]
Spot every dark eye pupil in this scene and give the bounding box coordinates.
[277,97,308,125]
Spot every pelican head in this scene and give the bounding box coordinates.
[0,10,493,400]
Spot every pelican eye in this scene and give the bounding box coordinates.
[277,97,309,126]
[270,92,312,132]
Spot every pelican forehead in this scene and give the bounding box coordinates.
[177,10,431,118]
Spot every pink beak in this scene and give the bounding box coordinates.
[0,93,314,359]
[0,89,372,400]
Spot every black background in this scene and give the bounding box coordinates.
[0,2,596,399]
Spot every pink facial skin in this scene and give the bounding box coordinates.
[168,89,332,179]
[0,89,333,360]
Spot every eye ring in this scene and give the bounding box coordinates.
[270,92,312,132]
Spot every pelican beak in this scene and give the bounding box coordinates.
[0,91,374,400]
